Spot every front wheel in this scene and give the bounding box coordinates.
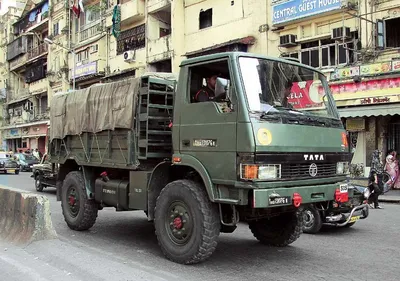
[154,180,220,264]
[248,210,304,246]
[14,170,19,175]
[302,205,322,234]
[61,171,98,231]
[35,174,44,192]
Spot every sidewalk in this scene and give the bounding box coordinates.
[347,178,400,203]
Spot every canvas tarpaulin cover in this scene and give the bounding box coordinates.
[50,77,140,141]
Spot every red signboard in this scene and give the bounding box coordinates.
[329,77,400,95]
[286,81,324,109]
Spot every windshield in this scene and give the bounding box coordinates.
[238,57,339,119]
[19,154,37,161]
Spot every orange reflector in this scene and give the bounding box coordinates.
[173,157,181,163]
[341,132,348,148]
[243,165,258,180]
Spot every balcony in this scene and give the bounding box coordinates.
[106,0,145,28]
[29,78,48,95]
[9,54,27,71]
[148,0,171,14]
[147,35,173,63]
[27,44,48,62]
[79,20,102,42]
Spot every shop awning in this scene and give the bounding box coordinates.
[22,134,46,139]
[338,104,400,118]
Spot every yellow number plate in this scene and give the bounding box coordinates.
[349,216,360,223]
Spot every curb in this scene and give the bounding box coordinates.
[379,197,400,204]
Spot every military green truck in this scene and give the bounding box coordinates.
[49,52,350,264]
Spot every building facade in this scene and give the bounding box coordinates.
[270,0,400,175]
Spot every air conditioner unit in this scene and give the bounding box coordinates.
[331,27,351,40]
[279,34,297,47]
[123,50,136,63]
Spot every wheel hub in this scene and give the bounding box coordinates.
[67,187,79,218]
[173,217,183,229]
[166,202,193,245]
[303,210,315,228]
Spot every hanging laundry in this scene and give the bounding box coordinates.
[78,0,84,13]
[29,10,38,22]
[71,0,80,18]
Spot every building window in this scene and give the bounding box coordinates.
[40,95,48,114]
[53,22,59,36]
[199,8,212,29]
[116,24,146,55]
[77,49,89,62]
[283,38,355,68]
[385,17,400,48]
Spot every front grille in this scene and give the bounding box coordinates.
[281,163,337,180]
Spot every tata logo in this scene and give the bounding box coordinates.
[304,154,324,161]
[309,163,318,177]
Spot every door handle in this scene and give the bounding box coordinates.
[182,140,190,147]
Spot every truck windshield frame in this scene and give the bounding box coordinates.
[238,56,340,120]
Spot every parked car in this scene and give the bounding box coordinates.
[301,184,369,234]
[14,153,40,172]
[0,152,20,174]
[31,154,58,192]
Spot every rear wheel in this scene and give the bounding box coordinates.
[61,171,98,231]
[154,180,220,264]
[302,205,322,234]
[35,173,44,192]
[248,210,303,246]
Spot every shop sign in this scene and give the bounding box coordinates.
[346,118,365,132]
[330,66,360,80]
[4,128,22,139]
[360,62,392,75]
[329,77,400,96]
[272,0,342,25]
[72,61,97,79]
[392,60,400,72]
[287,80,324,109]
[360,96,390,105]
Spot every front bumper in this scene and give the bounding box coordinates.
[252,182,344,208]
[324,204,369,226]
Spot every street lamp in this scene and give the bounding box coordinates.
[43,37,76,91]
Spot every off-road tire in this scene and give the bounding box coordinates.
[154,179,220,264]
[248,210,304,246]
[61,171,98,231]
[302,205,322,234]
[35,173,44,192]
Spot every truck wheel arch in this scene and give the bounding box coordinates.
[147,156,215,220]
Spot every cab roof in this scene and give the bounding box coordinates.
[180,52,325,76]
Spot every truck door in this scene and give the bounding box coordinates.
[179,59,238,183]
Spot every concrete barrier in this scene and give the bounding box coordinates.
[0,185,57,245]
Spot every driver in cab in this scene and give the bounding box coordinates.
[194,71,221,102]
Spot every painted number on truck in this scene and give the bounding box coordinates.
[340,184,348,193]
[269,196,291,205]
[193,139,217,147]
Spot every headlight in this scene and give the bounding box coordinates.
[336,162,349,174]
[240,164,281,180]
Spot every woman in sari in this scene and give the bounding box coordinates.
[384,149,400,190]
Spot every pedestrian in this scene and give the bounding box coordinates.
[33,148,40,160]
[384,149,400,190]
[367,169,383,209]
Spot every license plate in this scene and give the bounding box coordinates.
[349,216,360,223]
[8,169,15,173]
[269,196,291,205]
[340,184,348,193]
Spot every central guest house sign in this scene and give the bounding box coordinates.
[272,0,342,25]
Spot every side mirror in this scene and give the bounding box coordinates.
[215,77,228,96]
